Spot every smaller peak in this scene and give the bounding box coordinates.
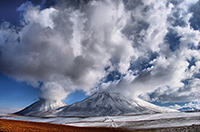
[15,98,67,116]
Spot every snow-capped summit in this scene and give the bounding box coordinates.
[15,99,66,117]
[58,91,177,117]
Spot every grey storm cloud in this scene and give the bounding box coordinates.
[0,0,200,103]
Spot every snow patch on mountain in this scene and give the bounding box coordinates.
[133,97,178,113]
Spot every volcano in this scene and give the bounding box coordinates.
[58,91,177,117]
[15,91,177,117]
[15,99,66,117]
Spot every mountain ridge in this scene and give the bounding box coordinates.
[15,91,178,117]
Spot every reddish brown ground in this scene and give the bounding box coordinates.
[0,119,125,132]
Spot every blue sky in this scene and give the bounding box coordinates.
[0,72,88,113]
[0,0,200,114]
[0,72,40,107]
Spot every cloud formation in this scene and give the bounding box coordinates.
[0,0,200,103]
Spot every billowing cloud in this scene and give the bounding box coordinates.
[100,0,200,102]
[0,0,135,100]
[138,0,200,103]
[0,0,200,103]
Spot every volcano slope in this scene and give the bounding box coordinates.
[58,91,177,117]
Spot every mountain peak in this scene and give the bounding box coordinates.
[91,91,121,100]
